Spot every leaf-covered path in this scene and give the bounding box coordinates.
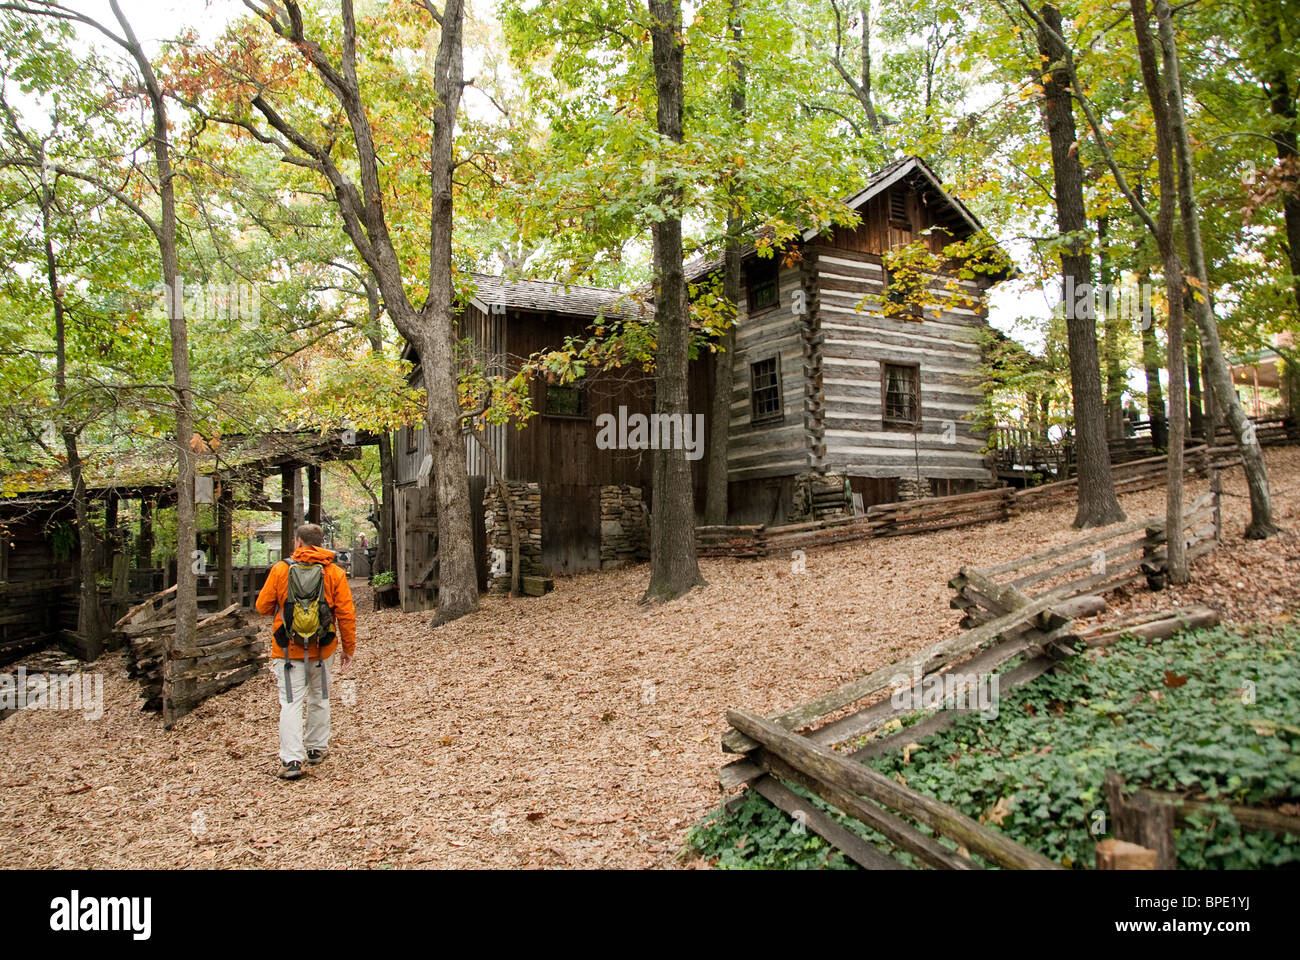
[1,448,1297,868]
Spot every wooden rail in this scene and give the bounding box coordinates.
[716,490,1225,869]
[698,441,1250,560]
[115,585,266,728]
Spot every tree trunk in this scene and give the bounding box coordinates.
[1035,4,1125,527]
[239,0,480,620]
[1255,0,1300,317]
[376,430,396,574]
[859,2,883,139]
[421,0,479,622]
[1130,0,1187,583]
[1154,0,1278,539]
[40,185,104,658]
[1138,267,1169,450]
[109,1,198,654]
[704,0,745,526]
[644,0,704,603]
[1098,216,1126,440]
[1184,317,1203,439]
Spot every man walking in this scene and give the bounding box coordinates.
[256,523,357,780]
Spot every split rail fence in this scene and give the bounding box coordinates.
[698,442,1245,559]
[717,490,1223,869]
[115,585,267,728]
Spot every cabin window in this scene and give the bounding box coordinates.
[747,258,780,313]
[750,356,782,424]
[403,424,418,454]
[889,190,911,230]
[544,382,588,418]
[882,362,921,428]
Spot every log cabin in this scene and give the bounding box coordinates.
[393,155,1011,607]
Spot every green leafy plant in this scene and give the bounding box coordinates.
[371,570,396,587]
[689,622,1300,870]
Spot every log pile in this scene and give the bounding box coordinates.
[116,586,266,729]
[716,489,1225,869]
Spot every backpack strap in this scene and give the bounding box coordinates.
[282,559,297,644]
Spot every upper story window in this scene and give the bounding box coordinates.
[750,356,782,424]
[544,381,588,419]
[747,257,780,313]
[882,362,920,428]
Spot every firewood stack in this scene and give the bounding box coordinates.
[115,586,266,728]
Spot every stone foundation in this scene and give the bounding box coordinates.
[484,481,542,592]
[600,484,648,569]
[789,472,852,522]
[896,476,933,501]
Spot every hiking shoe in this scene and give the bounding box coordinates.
[306,748,330,766]
[277,760,305,780]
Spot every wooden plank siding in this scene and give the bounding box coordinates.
[805,185,993,483]
[390,159,1005,567]
[394,306,507,487]
[723,261,809,483]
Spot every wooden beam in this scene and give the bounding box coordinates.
[280,466,297,562]
[136,496,154,568]
[754,748,974,870]
[307,464,322,525]
[217,481,233,609]
[728,708,1061,870]
[750,774,906,870]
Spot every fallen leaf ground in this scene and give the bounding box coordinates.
[1,447,1296,869]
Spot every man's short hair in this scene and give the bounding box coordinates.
[295,523,324,547]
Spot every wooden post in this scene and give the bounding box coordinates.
[1104,770,1176,869]
[110,528,129,632]
[217,479,233,609]
[1095,838,1158,870]
[1211,470,1222,542]
[280,466,298,561]
[137,496,154,568]
[307,464,323,526]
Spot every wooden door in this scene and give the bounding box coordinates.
[397,485,438,612]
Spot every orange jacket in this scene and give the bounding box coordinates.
[256,545,357,660]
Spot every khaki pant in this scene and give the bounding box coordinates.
[273,652,334,764]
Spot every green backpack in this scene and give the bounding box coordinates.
[280,560,335,702]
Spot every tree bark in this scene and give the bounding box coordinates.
[1098,216,1126,440]
[1138,273,1168,450]
[243,0,480,619]
[1154,0,1278,539]
[1130,0,1187,583]
[108,0,198,653]
[1255,0,1300,317]
[1035,4,1125,528]
[39,176,104,658]
[704,0,745,526]
[644,0,704,603]
[1184,314,1202,439]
